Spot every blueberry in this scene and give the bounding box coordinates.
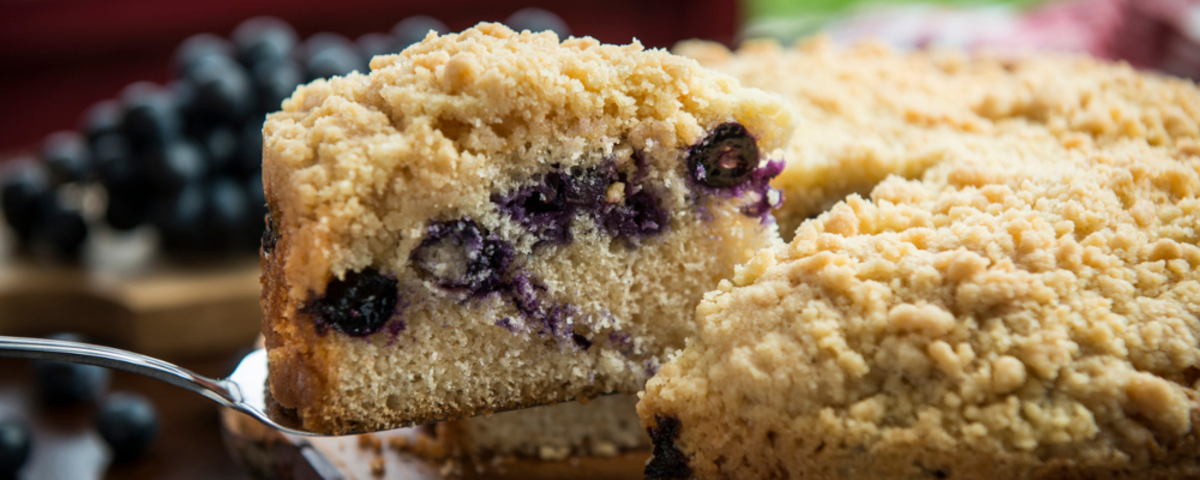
[252,58,302,113]
[203,126,238,174]
[151,183,206,249]
[236,119,264,176]
[80,100,123,144]
[687,123,759,188]
[410,219,512,295]
[32,206,89,257]
[505,8,571,37]
[1,162,53,242]
[144,140,208,196]
[392,16,448,50]
[595,189,669,241]
[42,131,91,186]
[172,33,235,76]
[105,188,150,231]
[187,56,256,122]
[307,268,398,337]
[495,172,576,247]
[96,392,158,463]
[92,133,140,191]
[120,82,182,149]
[0,418,31,478]
[357,32,395,60]
[644,415,691,480]
[303,35,367,80]
[205,178,251,249]
[32,333,111,405]
[232,16,298,68]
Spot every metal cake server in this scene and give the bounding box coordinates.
[0,335,320,436]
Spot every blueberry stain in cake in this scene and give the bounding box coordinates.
[501,272,592,350]
[594,189,669,241]
[645,414,692,480]
[307,268,399,337]
[410,219,513,296]
[686,122,785,223]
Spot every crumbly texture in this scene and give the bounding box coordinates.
[262,23,794,434]
[436,394,647,462]
[675,37,1200,239]
[640,42,1200,479]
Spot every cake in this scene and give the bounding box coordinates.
[639,40,1200,479]
[676,36,1200,239]
[260,23,794,434]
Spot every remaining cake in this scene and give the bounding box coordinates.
[261,23,794,434]
[676,36,1200,239]
[638,42,1200,480]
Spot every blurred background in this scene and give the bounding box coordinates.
[0,0,1196,478]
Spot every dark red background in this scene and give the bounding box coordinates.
[0,0,738,156]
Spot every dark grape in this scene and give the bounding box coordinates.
[32,206,88,258]
[392,16,448,50]
[252,58,302,114]
[144,140,209,196]
[96,392,158,463]
[206,178,251,249]
[120,82,182,149]
[232,16,298,68]
[505,8,571,37]
[151,183,206,249]
[357,32,396,60]
[92,133,141,191]
[173,33,235,75]
[0,418,30,478]
[80,100,123,144]
[32,333,110,405]
[105,188,150,231]
[302,34,366,80]
[236,119,264,176]
[1,162,53,242]
[204,126,239,174]
[186,56,255,122]
[42,131,91,185]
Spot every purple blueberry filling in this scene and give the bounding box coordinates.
[686,122,784,223]
[495,159,669,246]
[494,272,591,350]
[645,415,691,480]
[306,268,400,337]
[410,219,513,296]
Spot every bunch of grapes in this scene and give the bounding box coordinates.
[1,10,568,259]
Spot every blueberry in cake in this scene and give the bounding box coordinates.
[640,42,1200,479]
[260,23,794,434]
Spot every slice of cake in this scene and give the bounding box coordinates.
[261,23,795,434]
[637,47,1200,479]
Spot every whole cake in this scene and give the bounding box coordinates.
[639,40,1200,479]
[260,23,794,434]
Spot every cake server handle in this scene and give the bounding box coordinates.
[0,335,319,436]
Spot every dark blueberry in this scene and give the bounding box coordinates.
[32,333,111,405]
[236,119,264,176]
[150,183,206,249]
[252,58,303,113]
[687,122,759,188]
[391,16,448,50]
[120,82,182,149]
[92,133,141,191]
[105,188,150,231]
[495,172,575,247]
[307,268,398,337]
[505,8,571,37]
[186,56,256,122]
[261,209,278,255]
[143,140,208,196]
[172,33,235,76]
[32,206,88,257]
[203,126,239,173]
[595,189,669,241]
[410,219,512,295]
[205,178,251,249]
[232,16,298,68]
[304,36,367,81]
[0,418,30,478]
[645,415,691,480]
[42,131,91,186]
[1,162,53,242]
[95,392,158,463]
[80,99,123,144]
[357,32,396,60]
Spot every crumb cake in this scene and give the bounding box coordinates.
[261,23,794,434]
[639,43,1200,479]
[676,36,1200,239]
[435,394,647,462]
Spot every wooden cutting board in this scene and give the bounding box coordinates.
[0,227,263,357]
